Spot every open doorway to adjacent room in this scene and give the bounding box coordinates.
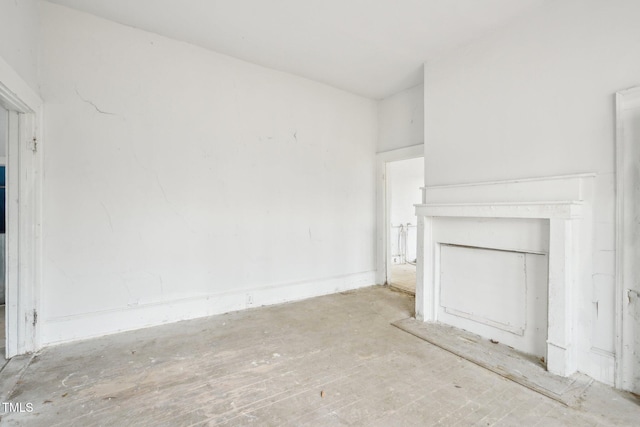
[386,157,423,295]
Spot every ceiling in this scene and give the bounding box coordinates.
[46,0,546,99]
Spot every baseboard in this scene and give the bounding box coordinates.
[40,270,376,347]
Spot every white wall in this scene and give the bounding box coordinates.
[39,3,377,345]
[424,0,640,384]
[0,0,40,93]
[388,157,423,226]
[378,84,424,152]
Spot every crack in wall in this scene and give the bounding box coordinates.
[75,88,117,116]
[100,202,114,232]
[154,172,196,233]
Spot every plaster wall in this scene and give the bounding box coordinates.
[423,0,640,384]
[378,84,424,153]
[39,3,377,345]
[0,0,40,93]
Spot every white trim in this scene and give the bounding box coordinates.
[0,56,40,114]
[41,270,376,346]
[5,110,19,357]
[376,145,424,158]
[415,201,583,220]
[422,173,595,205]
[614,90,625,389]
[375,144,424,286]
[0,56,43,358]
[614,86,640,391]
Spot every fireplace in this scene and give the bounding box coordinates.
[415,174,594,377]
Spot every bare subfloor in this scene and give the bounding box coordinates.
[389,263,416,295]
[1,287,639,426]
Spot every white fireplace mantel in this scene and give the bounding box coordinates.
[415,200,583,220]
[415,174,595,378]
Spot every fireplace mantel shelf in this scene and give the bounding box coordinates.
[415,200,583,220]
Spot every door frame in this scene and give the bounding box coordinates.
[615,86,640,391]
[0,56,43,358]
[375,144,424,286]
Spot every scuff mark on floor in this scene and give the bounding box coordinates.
[61,372,75,387]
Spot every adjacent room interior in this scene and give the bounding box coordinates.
[386,156,423,295]
[1,0,640,425]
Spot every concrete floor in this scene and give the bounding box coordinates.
[1,286,639,426]
[389,263,416,295]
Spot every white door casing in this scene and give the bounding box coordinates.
[0,56,43,358]
[375,144,424,286]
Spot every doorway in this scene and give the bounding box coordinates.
[384,156,424,295]
[375,145,424,292]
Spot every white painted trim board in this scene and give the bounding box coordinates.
[614,86,640,392]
